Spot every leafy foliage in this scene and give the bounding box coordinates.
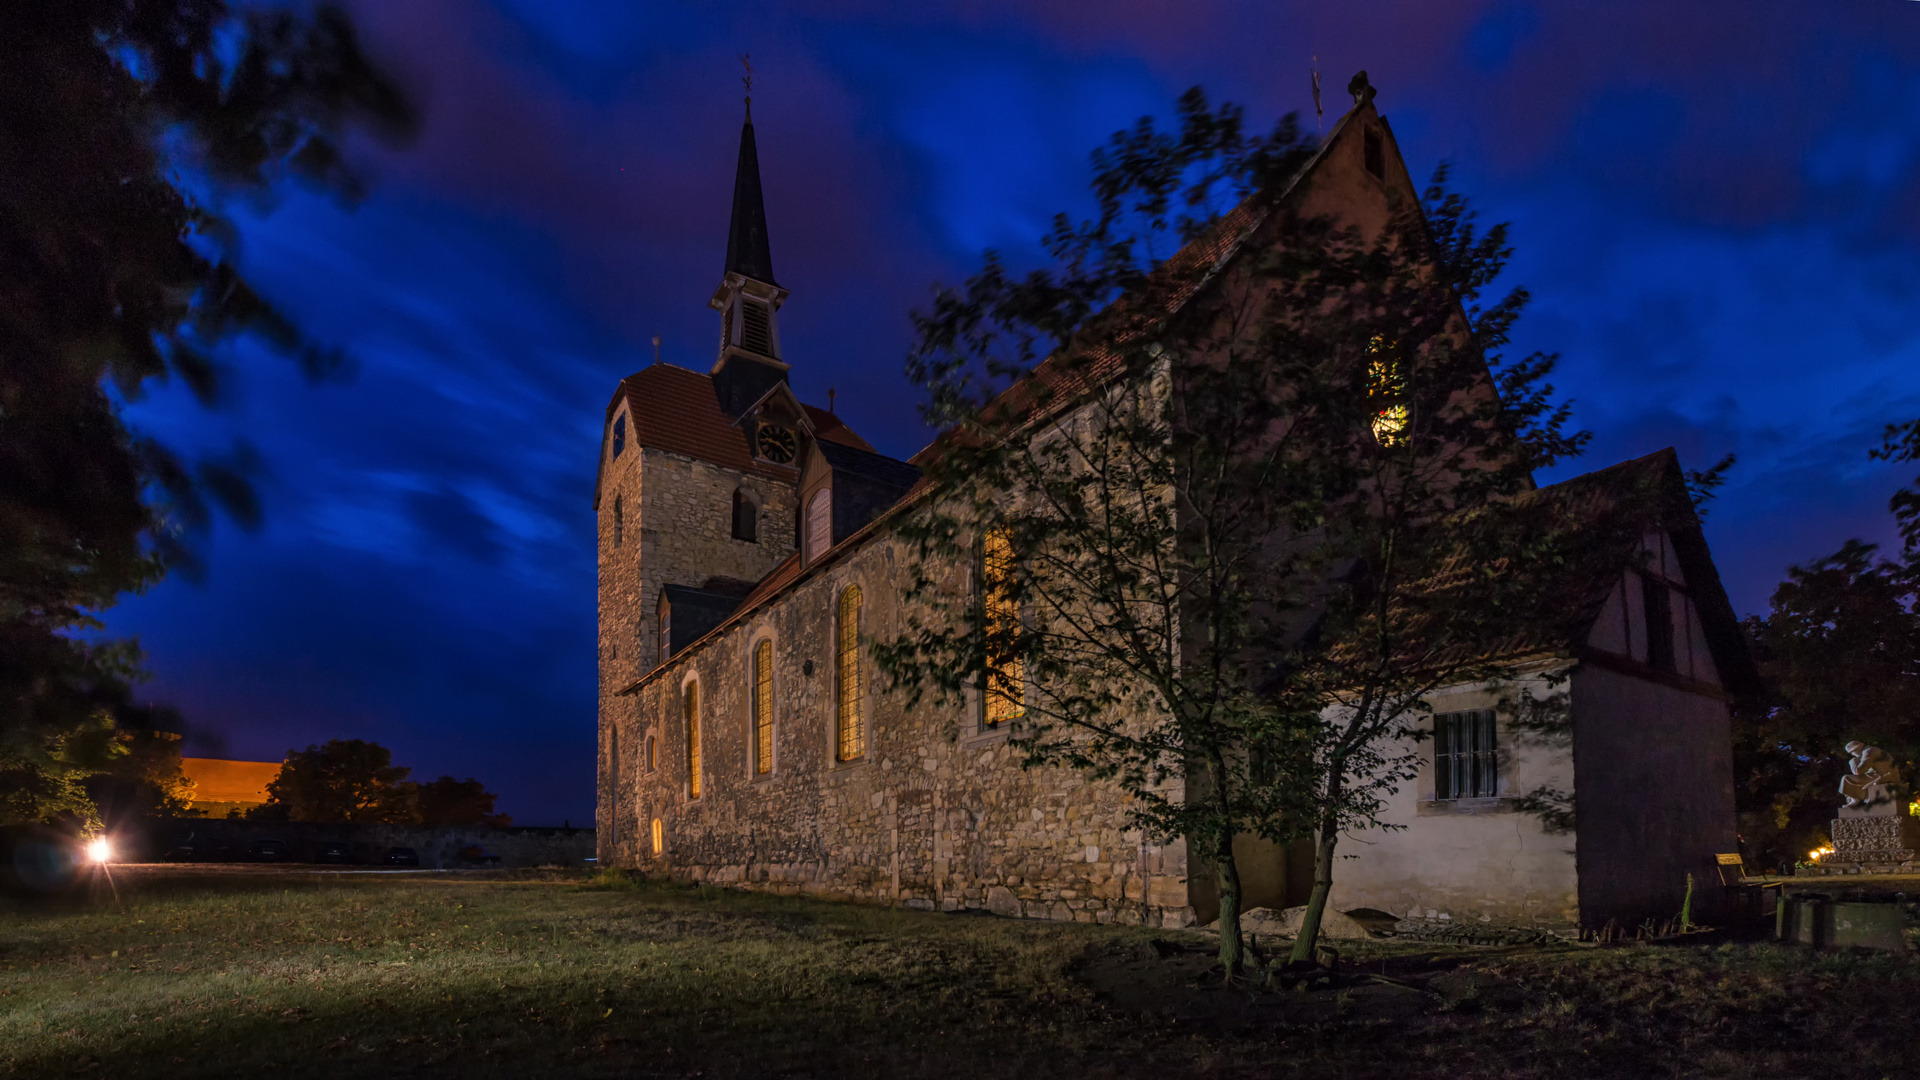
[416,775,512,827]
[0,2,412,824]
[252,738,417,824]
[881,87,1593,977]
[1735,540,1920,867]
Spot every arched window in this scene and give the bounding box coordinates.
[645,734,656,772]
[612,495,624,548]
[650,817,663,855]
[835,585,864,761]
[684,681,702,799]
[753,638,774,775]
[732,488,759,543]
[613,413,626,458]
[982,528,1025,728]
[806,489,833,561]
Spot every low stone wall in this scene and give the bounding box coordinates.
[135,818,596,869]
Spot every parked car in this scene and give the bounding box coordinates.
[247,838,291,863]
[313,841,354,865]
[383,846,420,867]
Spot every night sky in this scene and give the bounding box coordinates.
[106,1,1920,824]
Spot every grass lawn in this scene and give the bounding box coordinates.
[2,865,1917,1079]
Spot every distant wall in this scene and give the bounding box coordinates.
[134,819,596,869]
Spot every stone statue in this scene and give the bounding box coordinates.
[1838,742,1905,815]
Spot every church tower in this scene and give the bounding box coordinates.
[594,102,876,864]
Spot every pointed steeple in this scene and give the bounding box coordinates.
[723,109,776,286]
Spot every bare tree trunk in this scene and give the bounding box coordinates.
[1213,829,1244,983]
[1289,765,1345,966]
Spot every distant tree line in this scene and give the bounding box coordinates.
[245,739,512,827]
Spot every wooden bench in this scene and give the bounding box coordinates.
[1716,853,1782,921]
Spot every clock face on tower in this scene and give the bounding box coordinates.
[756,423,797,464]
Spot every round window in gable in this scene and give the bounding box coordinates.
[756,424,797,463]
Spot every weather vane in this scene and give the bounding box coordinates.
[740,53,754,110]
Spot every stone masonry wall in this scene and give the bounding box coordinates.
[598,436,797,863]
[614,528,1195,928]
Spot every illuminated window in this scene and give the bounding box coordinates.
[684,681,702,799]
[650,817,663,855]
[613,413,626,458]
[753,638,774,775]
[613,495,624,548]
[1368,337,1408,446]
[836,585,864,760]
[982,529,1025,728]
[1435,710,1498,799]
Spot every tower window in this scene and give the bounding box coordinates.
[807,489,833,561]
[753,638,774,775]
[836,584,864,761]
[684,680,702,799]
[1363,127,1384,179]
[739,299,774,356]
[645,734,656,772]
[659,598,671,665]
[650,817,663,855]
[613,495,624,548]
[732,489,759,542]
[981,528,1025,728]
[613,413,626,458]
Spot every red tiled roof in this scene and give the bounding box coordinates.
[607,364,872,486]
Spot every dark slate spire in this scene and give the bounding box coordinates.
[723,110,776,286]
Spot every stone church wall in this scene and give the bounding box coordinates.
[597,443,796,863]
[613,529,1196,928]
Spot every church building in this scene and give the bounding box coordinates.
[594,89,1752,934]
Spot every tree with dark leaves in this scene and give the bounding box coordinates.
[879,87,1590,981]
[252,739,417,824]
[0,2,413,825]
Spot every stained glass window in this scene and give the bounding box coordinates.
[753,638,774,774]
[982,529,1025,728]
[836,585,863,760]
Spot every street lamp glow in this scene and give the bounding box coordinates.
[85,838,112,864]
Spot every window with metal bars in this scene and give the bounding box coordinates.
[684,681,702,799]
[1434,709,1498,800]
[753,638,774,775]
[836,585,863,760]
[981,529,1024,728]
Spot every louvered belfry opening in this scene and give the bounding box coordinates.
[738,299,774,356]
